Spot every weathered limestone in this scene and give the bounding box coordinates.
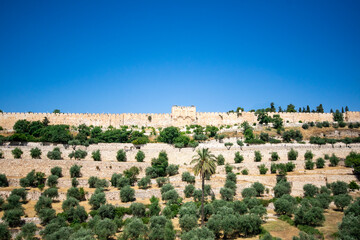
[1,106,359,129]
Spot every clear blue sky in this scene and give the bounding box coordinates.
[0,0,359,113]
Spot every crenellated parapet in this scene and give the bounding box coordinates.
[0,106,359,130]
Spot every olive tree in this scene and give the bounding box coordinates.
[120,186,135,202]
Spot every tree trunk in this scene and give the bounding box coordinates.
[201,173,205,226]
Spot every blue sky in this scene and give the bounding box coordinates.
[0,0,359,113]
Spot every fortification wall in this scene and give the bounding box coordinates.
[0,108,359,130]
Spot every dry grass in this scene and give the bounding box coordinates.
[262,219,300,240]
[316,209,343,240]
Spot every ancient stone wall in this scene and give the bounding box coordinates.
[0,106,359,130]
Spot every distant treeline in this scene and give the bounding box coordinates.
[0,118,149,145]
[228,103,350,114]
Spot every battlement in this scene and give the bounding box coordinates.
[0,106,359,130]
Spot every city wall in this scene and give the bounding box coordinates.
[0,106,360,130]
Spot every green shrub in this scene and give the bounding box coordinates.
[70,164,82,178]
[148,196,161,217]
[138,177,151,189]
[89,192,106,210]
[116,149,127,162]
[329,154,339,166]
[193,189,202,202]
[47,147,62,160]
[67,187,86,201]
[271,152,279,161]
[0,223,11,240]
[35,196,52,214]
[181,172,195,184]
[135,150,145,162]
[18,222,37,240]
[156,177,168,188]
[98,203,116,220]
[47,175,59,188]
[315,193,332,209]
[188,140,199,149]
[258,164,268,174]
[286,162,296,172]
[330,181,348,195]
[220,187,234,201]
[181,226,215,240]
[72,177,79,187]
[252,182,265,196]
[162,189,179,204]
[339,121,346,128]
[50,166,62,177]
[316,158,325,168]
[30,147,42,159]
[274,194,296,216]
[10,188,27,202]
[304,150,314,160]
[345,151,360,174]
[62,197,79,212]
[271,163,277,174]
[324,154,330,160]
[322,121,330,127]
[94,218,117,240]
[338,198,360,239]
[0,174,9,187]
[305,160,314,170]
[254,151,262,162]
[288,148,298,160]
[282,130,303,142]
[146,167,158,179]
[242,188,257,198]
[88,176,99,188]
[226,172,237,183]
[274,180,291,198]
[184,184,195,198]
[334,194,352,211]
[241,169,249,175]
[120,186,135,202]
[294,204,324,226]
[237,214,262,236]
[349,180,360,191]
[166,164,179,176]
[69,149,88,160]
[158,127,181,144]
[296,226,323,238]
[130,202,146,217]
[224,180,236,192]
[234,152,244,163]
[179,214,197,232]
[225,164,233,173]
[303,184,319,197]
[302,123,309,129]
[38,207,56,225]
[217,154,225,165]
[92,150,101,161]
[3,208,24,227]
[19,170,46,188]
[12,148,23,159]
[150,151,169,178]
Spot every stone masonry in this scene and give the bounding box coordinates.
[1,106,360,129]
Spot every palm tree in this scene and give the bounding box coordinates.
[191,148,217,226]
